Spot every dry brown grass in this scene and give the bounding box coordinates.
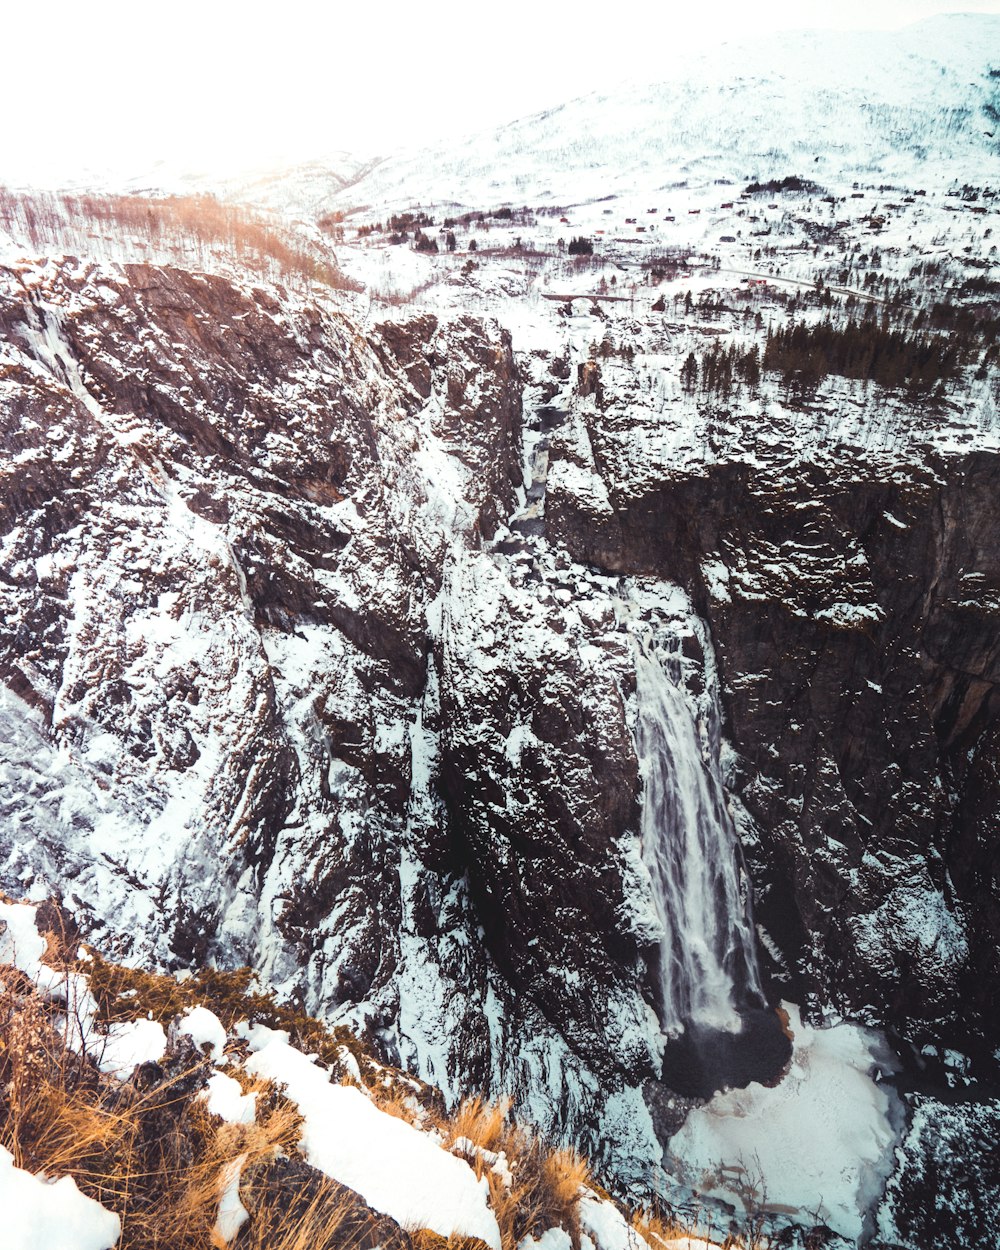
[0,919,630,1250]
[633,1203,754,1250]
[85,952,369,1077]
[410,1231,496,1250]
[516,1144,591,1247]
[0,974,303,1248]
[432,1095,591,1250]
[0,984,113,1175]
[242,1182,371,1250]
[632,1203,697,1249]
[446,1094,511,1153]
[366,1078,427,1127]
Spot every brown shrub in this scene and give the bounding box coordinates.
[0,974,303,1249]
[84,952,369,1077]
[0,914,637,1250]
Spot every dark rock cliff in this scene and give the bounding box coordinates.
[547,367,1000,1080]
[2,253,999,1242]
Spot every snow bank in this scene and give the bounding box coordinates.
[667,1003,899,1242]
[177,1006,227,1059]
[0,902,47,973]
[0,1145,120,1250]
[203,1072,257,1125]
[97,1019,167,1078]
[242,1024,502,1249]
[579,1191,650,1250]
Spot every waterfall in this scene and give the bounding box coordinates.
[635,643,764,1037]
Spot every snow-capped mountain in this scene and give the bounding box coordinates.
[310,15,1000,216]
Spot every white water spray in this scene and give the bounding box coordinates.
[635,642,763,1036]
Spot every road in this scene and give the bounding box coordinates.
[717,266,892,305]
[540,265,894,308]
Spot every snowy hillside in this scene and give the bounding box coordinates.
[1,898,722,1250]
[316,15,1000,215]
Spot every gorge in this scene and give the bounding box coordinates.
[2,14,1000,1246]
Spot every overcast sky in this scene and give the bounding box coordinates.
[4,0,1000,183]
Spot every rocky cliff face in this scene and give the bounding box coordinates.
[545,368,1000,1077]
[0,256,674,1179]
[0,257,516,995]
[2,243,999,1243]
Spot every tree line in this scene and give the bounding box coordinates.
[760,311,969,401]
[0,187,358,291]
[681,344,761,396]
[681,307,984,404]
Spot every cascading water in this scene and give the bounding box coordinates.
[634,640,764,1039]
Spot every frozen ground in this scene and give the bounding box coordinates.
[666,1005,901,1243]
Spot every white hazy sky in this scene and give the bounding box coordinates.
[3,0,1000,183]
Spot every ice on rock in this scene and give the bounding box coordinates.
[0,901,48,975]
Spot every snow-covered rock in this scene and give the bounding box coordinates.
[243,1023,502,1248]
[176,1005,227,1059]
[96,1018,168,1078]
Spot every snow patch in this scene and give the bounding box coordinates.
[579,1190,651,1250]
[213,1154,250,1245]
[177,1006,227,1060]
[242,1024,502,1249]
[203,1072,257,1125]
[97,1018,168,1078]
[0,1145,120,1250]
[518,1230,573,1250]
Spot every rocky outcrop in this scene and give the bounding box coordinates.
[243,1155,415,1250]
[546,365,1000,1078]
